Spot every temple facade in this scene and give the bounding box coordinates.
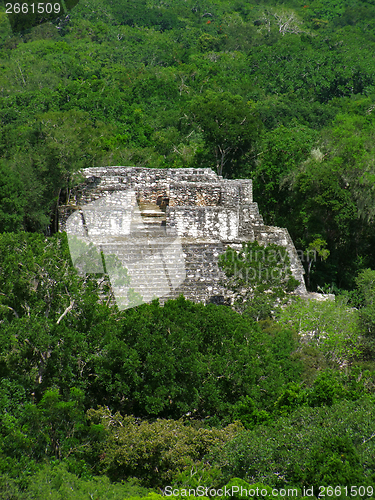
[59,167,306,308]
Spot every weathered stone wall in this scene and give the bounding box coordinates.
[253,225,306,295]
[59,166,307,306]
[168,182,221,207]
[67,167,220,208]
[167,207,239,240]
[176,242,227,304]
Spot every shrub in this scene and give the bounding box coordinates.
[87,406,243,487]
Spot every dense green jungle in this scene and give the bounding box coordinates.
[1,0,375,498]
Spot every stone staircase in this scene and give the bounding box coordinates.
[96,203,185,309]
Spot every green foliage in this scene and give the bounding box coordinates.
[85,296,302,419]
[222,478,307,500]
[211,398,375,491]
[188,91,262,177]
[250,124,318,226]
[172,460,223,490]
[281,112,375,290]
[21,387,87,461]
[355,268,375,308]
[304,238,330,289]
[1,0,375,290]
[0,386,92,483]
[0,232,107,324]
[277,297,362,362]
[302,433,366,497]
[5,462,152,500]
[0,107,117,230]
[0,230,303,421]
[231,396,270,429]
[273,382,307,415]
[219,241,299,320]
[103,0,185,32]
[0,234,375,491]
[354,268,375,356]
[307,369,343,407]
[0,164,26,232]
[87,406,242,487]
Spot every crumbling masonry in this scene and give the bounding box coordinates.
[59,167,306,307]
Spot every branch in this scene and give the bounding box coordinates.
[16,60,26,86]
[56,300,75,325]
[0,304,19,318]
[248,150,268,160]
[363,432,375,445]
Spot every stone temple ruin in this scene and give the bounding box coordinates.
[59,167,306,309]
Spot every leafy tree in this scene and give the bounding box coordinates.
[304,238,330,290]
[0,109,119,230]
[277,296,361,363]
[231,395,270,430]
[250,124,318,226]
[19,388,87,461]
[0,462,152,500]
[188,91,262,177]
[281,114,375,290]
[273,382,307,416]
[355,268,375,357]
[0,232,106,323]
[0,232,113,399]
[87,406,242,486]
[0,387,89,487]
[86,296,301,419]
[0,163,26,232]
[0,233,302,420]
[211,398,375,491]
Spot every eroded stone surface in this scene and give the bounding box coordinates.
[59,167,306,307]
